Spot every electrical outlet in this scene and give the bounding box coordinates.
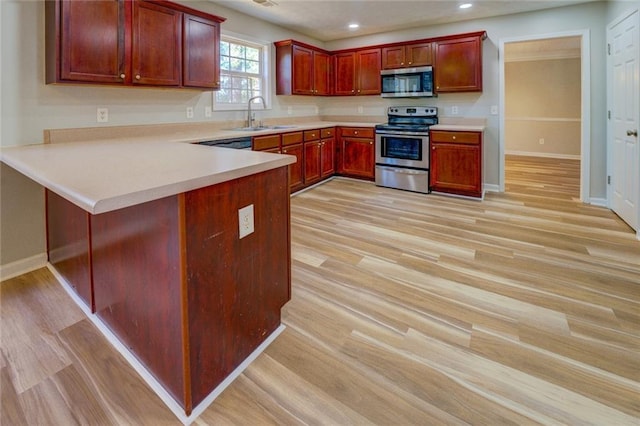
[205,106,212,118]
[451,106,459,115]
[490,105,498,115]
[357,106,364,114]
[287,106,293,115]
[539,138,545,145]
[97,108,109,123]
[238,204,254,239]
[186,107,194,119]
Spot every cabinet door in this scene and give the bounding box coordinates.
[339,137,375,179]
[313,51,331,95]
[406,42,432,67]
[183,14,220,89]
[334,52,356,95]
[132,0,182,86]
[321,137,335,177]
[381,45,406,69]
[304,141,322,185]
[292,45,314,95]
[434,36,482,92]
[356,48,381,95]
[282,143,304,192]
[430,143,481,196]
[57,0,125,84]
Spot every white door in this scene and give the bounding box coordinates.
[609,10,639,231]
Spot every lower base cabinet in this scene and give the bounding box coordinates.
[430,130,483,197]
[337,127,375,179]
[45,166,291,415]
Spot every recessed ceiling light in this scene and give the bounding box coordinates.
[459,3,473,9]
[348,23,360,29]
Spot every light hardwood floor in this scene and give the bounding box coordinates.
[2,156,639,425]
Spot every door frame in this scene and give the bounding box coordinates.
[498,30,591,202]
[606,8,640,237]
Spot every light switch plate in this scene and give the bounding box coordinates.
[238,204,254,239]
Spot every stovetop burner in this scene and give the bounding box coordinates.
[376,106,438,134]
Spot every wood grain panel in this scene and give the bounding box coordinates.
[46,190,93,310]
[91,195,187,408]
[184,167,291,407]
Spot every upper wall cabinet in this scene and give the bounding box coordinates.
[333,48,381,96]
[275,40,332,95]
[45,0,225,90]
[434,32,486,93]
[381,42,432,69]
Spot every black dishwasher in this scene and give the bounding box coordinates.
[196,136,252,150]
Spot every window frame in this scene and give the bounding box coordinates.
[213,32,271,112]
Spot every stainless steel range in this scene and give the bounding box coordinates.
[375,106,438,194]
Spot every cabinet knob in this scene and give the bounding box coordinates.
[135,75,141,80]
[408,61,412,65]
[369,141,373,145]
[453,136,456,140]
[283,150,287,153]
[432,146,436,150]
[354,131,358,135]
[120,73,125,79]
[627,129,638,137]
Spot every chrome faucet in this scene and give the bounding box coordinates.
[247,95,266,128]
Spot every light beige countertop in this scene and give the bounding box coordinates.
[0,138,295,214]
[1,121,379,215]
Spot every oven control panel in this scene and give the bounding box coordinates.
[387,106,437,117]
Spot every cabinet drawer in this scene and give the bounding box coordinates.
[282,131,303,146]
[321,127,335,138]
[430,130,481,144]
[340,127,374,138]
[304,129,320,141]
[253,134,280,150]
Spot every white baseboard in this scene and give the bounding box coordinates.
[0,253,48,282]
[483,184,500,193]
[505,150,581,160]
[589,197,607,207]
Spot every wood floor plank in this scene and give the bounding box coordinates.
[2,156,638,424]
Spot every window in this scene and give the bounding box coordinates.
[215,36,269,110]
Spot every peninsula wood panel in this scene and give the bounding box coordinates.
[45,190,93,310]
[91,194,187,408]
[185,167,291,406]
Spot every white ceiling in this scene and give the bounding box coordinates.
[208,0,598,42]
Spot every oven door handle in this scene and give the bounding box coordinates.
[376,166,428,175]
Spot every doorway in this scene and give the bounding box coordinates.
[499,31,591,202]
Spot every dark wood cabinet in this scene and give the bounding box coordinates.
[132,0,182,86]
[46,0,225,89]
[303,130,322,186]
[381,42,432,69]
[337,127,375,179]
[275,40,332,96]
[434,33,485,93]
[253,134,281,151]
[320,128,335,178]
[46,166,291,415]
[46,0,125,84]
[430,130,483,197]
[334,48,381,95]
[183,14,221,89]
[282,132,304,192]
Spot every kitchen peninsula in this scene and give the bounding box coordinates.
[0,137,295,419]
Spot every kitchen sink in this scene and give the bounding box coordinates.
[229,125,298,131]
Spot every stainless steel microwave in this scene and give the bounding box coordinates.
[381,66,433,98]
